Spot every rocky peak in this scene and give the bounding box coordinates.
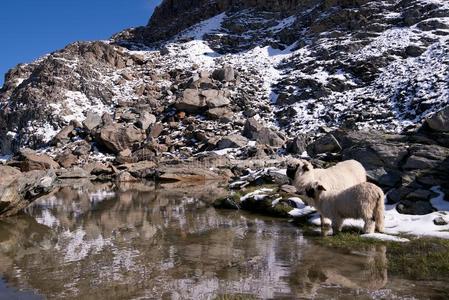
[116,0,309,45]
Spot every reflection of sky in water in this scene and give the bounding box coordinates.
[0,185,446,299]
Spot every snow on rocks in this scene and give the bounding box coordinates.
[288,197,316,218]
[240,188,274,201]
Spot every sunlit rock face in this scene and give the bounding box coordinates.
[2,0,448,155]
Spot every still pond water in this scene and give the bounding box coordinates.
[0,181,447,299]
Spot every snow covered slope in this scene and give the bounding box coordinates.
[1,0,448,153]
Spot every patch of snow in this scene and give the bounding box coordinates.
[177,13,226,40]
[6,131,17,138]
[89,190,116,204]
[229,181,247,189]
[269,16,297,31]
[35,209,60,228]
[361,233,410,243]
[353,27,414,60]
[58,228,112,263]
[61,91,112,123]
[33,122,59,143]
[240,188,274,201]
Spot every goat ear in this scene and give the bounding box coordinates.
[302,164,310,172]
[317,184,326,191]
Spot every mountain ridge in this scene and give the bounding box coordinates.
[0,0,448,155]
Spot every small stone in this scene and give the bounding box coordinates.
[434,216,448,226]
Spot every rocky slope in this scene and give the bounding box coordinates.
[0,0,448,214]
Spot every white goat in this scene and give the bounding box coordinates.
[305,182,385,234]
[287,159,367,226]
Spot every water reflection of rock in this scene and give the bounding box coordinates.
[0,182,424,299]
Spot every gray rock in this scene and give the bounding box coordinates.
[55,152,78,169]
[201,89,231,108]
[397,200,435,215]
[212,66,235,82]
[149,123,164,138]
[433,216,448,226]
[136,112,156,130]
[403,155,439,170]
[242,117,284,147]
[175,89,204,113]
[405,189,433,201]
[280,184,297,194]
[287,135,308,154]
[307,134,342,156]
[426,106,449,132]
[206,107,233,121]
[116,171,137,182]
[387,187,414,204]
[243,117,263,140]
[217,134,248,149]
[57,167,91,179]
[255,128,285,147]
[83,112,102,131]
[102,113,114,126]
[73,142,92,156]
[53,124,74,145]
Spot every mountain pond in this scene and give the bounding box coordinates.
[0,180,448,299]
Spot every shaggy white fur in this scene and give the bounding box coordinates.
[306,182,385,234]
[287,159,367,225]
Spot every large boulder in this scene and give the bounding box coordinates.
[13,149,60,172]
[287,135,308,154]
[0,167,56,218]
[175,89,230,113]
[82,112,102,131]
[136,112,156,130]
[426,106,449,132]
[206,107,234,122]
[0,166,21,186]
[202,89,231,108]
[52,124,75,145]
[98,123,146,154]
[175,89,206,113]
[217,134,249,149]
[158,166,231,182]
[243,117,263,140]
[242,117,284,147]
[306,133,342,156]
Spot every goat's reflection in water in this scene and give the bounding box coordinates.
[290,243,388,296]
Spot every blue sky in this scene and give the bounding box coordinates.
[0,0,161,86]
